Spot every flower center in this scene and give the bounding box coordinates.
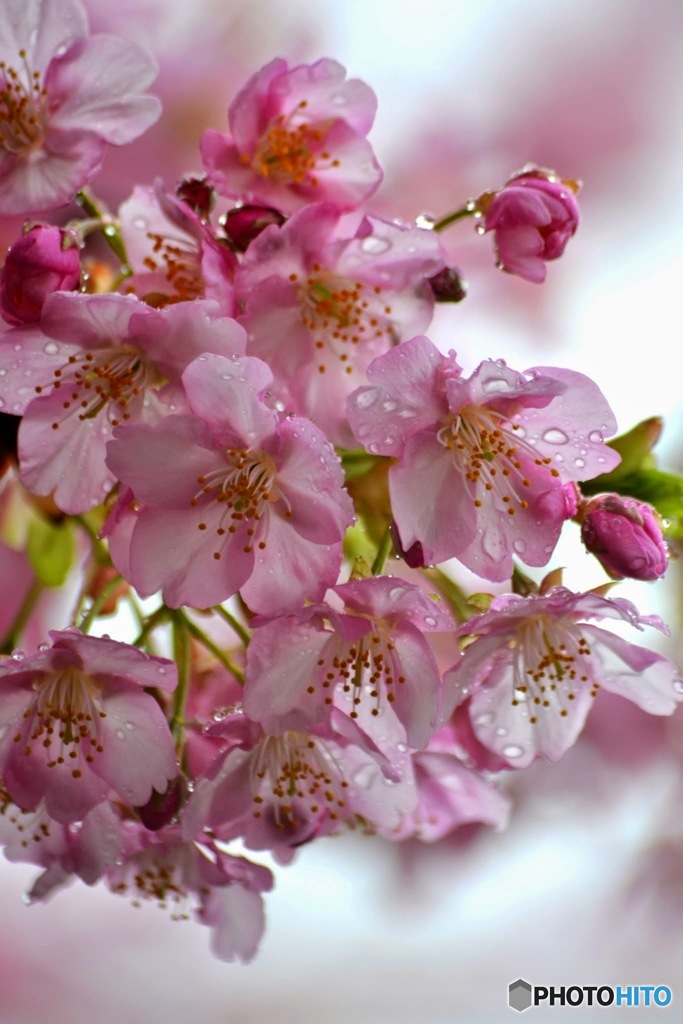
[314,623,404,720]
[509,615,599,723]
[437,407,559,515]
[35,346,153,430]
[110,845,197,920]
[295,267,394,376]
[139,230,204,304]
[0,52,48,157]
[0,781,51,848]
[247,101,339,186]
[250,731,348,829]
[14,667,107,778]
[191,449,279,558]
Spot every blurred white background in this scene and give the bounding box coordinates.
[2,1,683,1021]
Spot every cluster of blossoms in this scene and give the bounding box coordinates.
[0,0,680,964]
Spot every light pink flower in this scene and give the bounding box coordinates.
[347,335,621,580]
[119,183,237,312]
[0,628,178,823]
[580,494,668,581]
[236,203,445,445]
[0,0,161,213]
[202,57,382,213]
[183,711,416,858]
[481,167,580,283]
[105,352,353,614]
[0,292,246,512]
[0,793,122,901]
[443,587,683,768]
[107,821,273,963]
[0,225,80,326]
[244,577,452,749]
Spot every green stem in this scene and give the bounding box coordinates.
[132,604,170,648]
[420,566,472,623]
[78,574,122,633]
[73,514,110,565]
[213,604,251,647]
[431,203,476,233]
[76,188,130,266]
[2,579,43,653]
[176,610,245,685]
[371,528,393,576]
[170,614,190,742]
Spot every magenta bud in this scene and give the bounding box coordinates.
[175,175,215,219]
[580,494,668,581]
[428,266,467,303]
[222,203,286,252]
[391,520,425,568]
[136,776,186,831]
[0,225,80,326]
[480,166,580,284]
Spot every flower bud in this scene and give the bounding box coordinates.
[0,225,80,325]
[580,494,668,581]
[427,265,467,303]
[479,166,580,283]
[175,175,215,220]
[222,203,286,252]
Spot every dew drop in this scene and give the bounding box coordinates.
[424,615,437,627]
[513,538,527,554]
[382,399,398,413]
[44,342,59,355]
[482,377,509,394]
[0,369,5,376]
[575,458,585,469]
[673,678,683,694]
[115,729,126,740]
[11,649,25,660]
[475,712,494,727]
[132,216,148,230]
[502,744,524,759]
[360,236,392,256]
[588,430,604,444]
[37,642,49,652]
[396,742,408,753]
[13,344,22,352]
[221,372,234,381]
[542,428,569,445]
[495,727,508,737]
[125,722,135,731]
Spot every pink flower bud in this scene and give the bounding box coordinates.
[175,176,215,220]
[222,203,286,252]
[580,494,668,580]
[0,226,80,326]
[481,167,580,283]
[427,265,468,303]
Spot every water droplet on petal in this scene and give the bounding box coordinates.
[475,712,494,727]
[11,649,25,660]
[673,678,683,694]
[13,344,22,353]
[424,615,437,627]
[396,742,408,753]
[542,428,569,445]
[495,727,508,737]
[360,235,392,256]
[502,744,524,759]
[382,399,398,413]
[588,430,604,444]
[513,538,527,554]
[44,342,59,355]
[116,729,126,740]
[575,458,585,469]
[133,216,148,230]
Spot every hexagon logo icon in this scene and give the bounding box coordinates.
[508,979,533,1012]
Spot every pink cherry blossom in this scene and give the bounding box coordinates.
[481,167,581,283]
[105,352,353,614]
[347,335,621,580]
[0,292,246,512]
[0,0,161,214]
[0,793,122,901]
[201,57,382,213]
[236,202,446,445]
[0,225,80,326]
[0,628,178,823]
[244,576,453,749]
[118,183,237,312]
[183,710,417,858]
[106,821,273,963]
[580,494,668,581]
[442,587,683,768]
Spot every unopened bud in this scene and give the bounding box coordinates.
[222,204,286,252]
[175,176,215,220]
[581,494,668,581]
[428,266,467,303]
[1,225,80,325]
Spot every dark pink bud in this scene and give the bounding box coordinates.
[175,176,215,220]
[0,225,80,326]
[136,776,186,831]
[222,204,286,252]
[580,494,668,581]
[428,265,467,303]
[480,167,580,283]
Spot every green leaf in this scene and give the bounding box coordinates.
[599,468,683,520]
[583,417,662,494]
[27,517,75,587]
